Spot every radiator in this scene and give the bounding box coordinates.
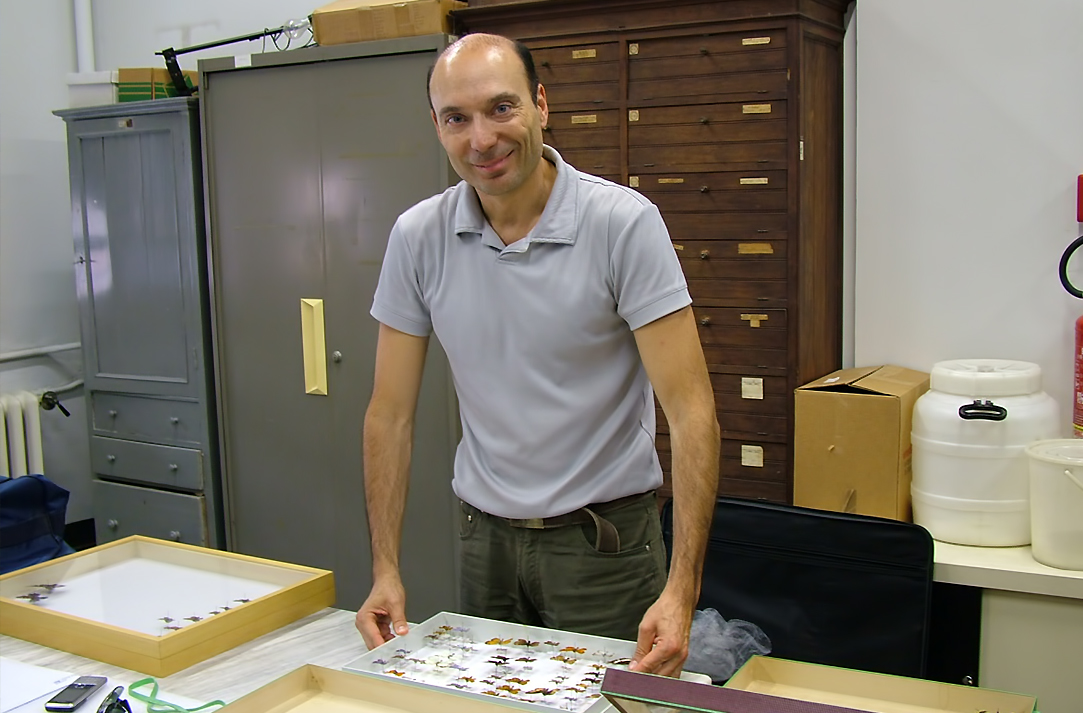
[0,391,44,477]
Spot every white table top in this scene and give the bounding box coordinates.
[933,541,1083,600]
[0,607,365,710]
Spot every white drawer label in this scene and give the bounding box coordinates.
[741,445,765,467]
[741,377,764,400]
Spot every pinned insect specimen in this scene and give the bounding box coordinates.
[386,670,406,677]
[372,659,388,665]
[448,683,469,689]
[527,688,558,696]
[16,592,47,603]
[485,637,513,645]
[164,625,183,631]
[514,639,539,647]
[32,583,65,592]
[551,654,577,664]
[481,691,501,697]
[608,657,633,666]
[506,677,529,685]
[159,616,175,623]
[560,646,587,654]
[457,676,476,683]
[496,685,521,694]
[516,657,536,662]
[234,598,251,604]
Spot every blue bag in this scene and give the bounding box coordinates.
[0,474,76,574]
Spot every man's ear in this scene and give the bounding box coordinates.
[431,109,441,136]
[536,83,549,128]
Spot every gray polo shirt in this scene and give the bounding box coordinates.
[371,146,691,519]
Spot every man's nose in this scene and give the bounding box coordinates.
[469,117,498,153]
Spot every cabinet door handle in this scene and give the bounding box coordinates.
[107,454,116,462]
[699,250,710,260]
[108,409,117,418]
[300,298,329,396]
[170,417,180,424]
[107,519,119,529]
[169,463,179,471]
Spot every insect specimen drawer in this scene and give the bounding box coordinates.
[0,535,335,676]
[343,611,639,713]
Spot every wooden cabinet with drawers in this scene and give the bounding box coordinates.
[456,0,848,504]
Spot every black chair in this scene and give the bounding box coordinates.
[663,496,934,679]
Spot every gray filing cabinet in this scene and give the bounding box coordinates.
[54,98,224,548]
[200,36,460,614]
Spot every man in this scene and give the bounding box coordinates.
[355,33,719,677]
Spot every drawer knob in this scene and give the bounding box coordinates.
[108,409,117,418]
[170,417,180,424]
[542,125,551,132]
[699,316,712,326]
[699,117,709,125]
[107,454,116,463]
[699,186,709,193]
[699,47,709,55]
[169,530,182,541]
[541,60,550,68]
[169,463,179,471]
[332,350,343,363]
[107,519,119,529]
[699,250,710,260]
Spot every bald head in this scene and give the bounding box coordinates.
[426,34,540,111]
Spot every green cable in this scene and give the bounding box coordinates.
[126,678,226,713]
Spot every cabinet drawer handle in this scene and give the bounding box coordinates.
[170,416,180,424]
[699,47,709,55]
[756,229,769,233]
[107,454,116,463]
[699,250,710,260]
[169,530,182,541]
[643,163,655,167]
[541,60,550,68]
[107,519,119,529]
[169,463,179,471]
[700,186,710,193]
[699,117,709,125]
[543,125,551,132]
[108,409,117,418]
[699,316,712,326]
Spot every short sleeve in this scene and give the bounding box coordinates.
[612,203,691,331]
[370,219,432,336]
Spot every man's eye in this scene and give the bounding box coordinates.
[494,104,512,115]
[446,115,464,125]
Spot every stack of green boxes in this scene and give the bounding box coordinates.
[117,68,198,102]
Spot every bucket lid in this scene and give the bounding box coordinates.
[1026,439,1083,466]
[929,359,1042,396]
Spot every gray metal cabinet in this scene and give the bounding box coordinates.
[54,98,224,548]
[200,36,460,615]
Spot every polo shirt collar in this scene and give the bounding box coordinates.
[453,145,578,251]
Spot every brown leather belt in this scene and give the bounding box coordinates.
[498,490,655,554]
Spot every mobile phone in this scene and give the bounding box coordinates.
[44,676,108,712]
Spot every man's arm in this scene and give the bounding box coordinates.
[355,323,430,649]
[630,305,720,676]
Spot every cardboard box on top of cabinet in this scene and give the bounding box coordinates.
[117,68,198,102]
[793,365,929,521]
[311,0,467,46]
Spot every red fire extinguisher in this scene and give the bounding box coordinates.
[1063,175,1083,436]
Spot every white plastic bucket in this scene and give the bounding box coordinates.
[1026,440,1083,570]
[911,359,1060,546]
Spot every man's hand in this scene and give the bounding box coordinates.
[628,586,693,677]
[355,576,409,650]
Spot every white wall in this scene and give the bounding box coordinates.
[855,0,1083,433]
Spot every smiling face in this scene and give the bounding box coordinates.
[429,37,549,201]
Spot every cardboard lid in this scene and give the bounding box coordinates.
[797,366,928,398]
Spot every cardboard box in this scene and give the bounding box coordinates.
[311,0,466,46]
[0,536,334,676]
[724,656,1037,713]
[117,67,198,102]
[794,365,929,521]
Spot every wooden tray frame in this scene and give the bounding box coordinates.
[0,536,334,676]
[220,664,513,712]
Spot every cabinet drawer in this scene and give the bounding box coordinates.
[701,344,787,371]
[629,70,788,104]
[559,148,621,176]
[630,141,786,172]
[628,30,787,63]
[664,213,789,242]
[628,101,787,128]
[630,117,786,148]
[710,372,788,417]
[639,171,788,213]
[694,307,787,348]
[93,479,207,546]
[630,45,786,83]
[91,392,205,446]
[674,241,787,281]
[532,42,621,82]
[721,437,788,480]
[544,109,619,150]
[91,435,204,491]
[687,277,786,306]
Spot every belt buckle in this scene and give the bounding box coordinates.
[518,517,547,529]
